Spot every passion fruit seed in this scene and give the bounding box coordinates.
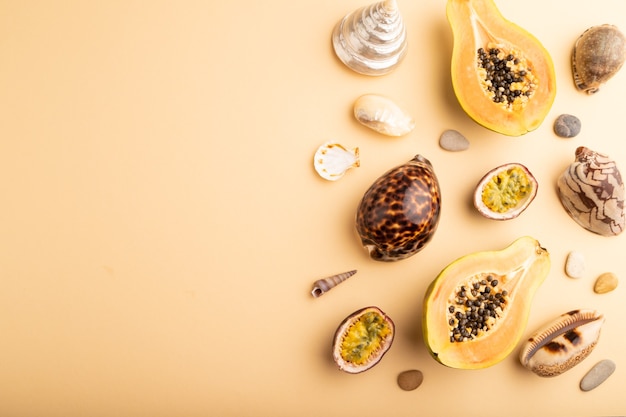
[481,166,532,213]
[447,273,509,343]
[477,44,538,111]
[340,311,392,365]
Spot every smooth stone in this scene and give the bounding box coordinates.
[439,129,469,152]
[594,272,619,294]
[554,114,582,138]
[397,369,423,391]
[565,251,585,279]
[580,359,616,391]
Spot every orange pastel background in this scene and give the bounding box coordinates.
[1,1,625,416]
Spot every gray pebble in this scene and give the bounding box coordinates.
[439,129,469,152]
[554,114,581,138]
[565,250,585,279]
[580,359,616,392]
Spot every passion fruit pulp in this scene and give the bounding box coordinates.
[332,306,395,374]
[473,163,537,220]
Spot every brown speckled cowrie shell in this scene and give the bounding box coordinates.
[355,155,441,261]
[557,146,625,236]
[572,24,626,94]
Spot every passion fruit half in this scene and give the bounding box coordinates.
[473,163,538,220]
[332,306,395,374]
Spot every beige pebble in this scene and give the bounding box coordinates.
[565,251,585,279]
[594,272,618,294]
[439,129,469,152]
[397,369,423,391]
[580,359,616,392]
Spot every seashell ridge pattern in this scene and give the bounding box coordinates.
[353,94,415,136]
[332,0,408,76]
[572,24,626,94]
[519,309,605,377]
[557,146,625,236]
[311,270,357,298]
[314,141,360,181]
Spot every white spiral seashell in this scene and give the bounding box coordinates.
[332,0,408,76]
[557,146,625,236]
[353,94,415,136]
[311,270,357,298]
[519,309,604,377]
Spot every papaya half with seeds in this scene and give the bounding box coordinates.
[447,0,556,136]
[422,236,550,369]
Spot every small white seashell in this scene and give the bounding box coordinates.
[313,142,360,181]
[332,0,408,76]
[353,94,415,137]
[556,146,625,236]
[564,251,585,279]
[311,270,357,298]
[519,309,604,377]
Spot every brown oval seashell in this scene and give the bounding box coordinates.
[519,309,604,377]
[572,24,626,94]
[355,155,441,261]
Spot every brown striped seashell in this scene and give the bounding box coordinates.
[556,146,625,236]
[311,270,357,298]
[519,309,604,377]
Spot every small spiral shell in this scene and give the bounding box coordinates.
[331,0,407,76]
[311,270,357,298]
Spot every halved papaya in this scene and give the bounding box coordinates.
[422,237,550,369]
[447,0,556,136]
